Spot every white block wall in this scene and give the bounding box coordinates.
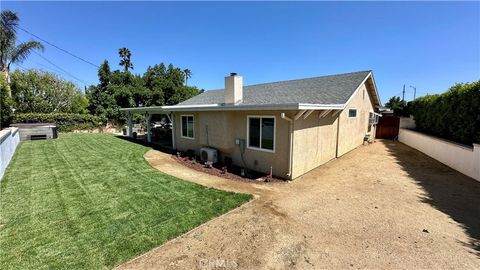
[0,127,20,180]
[399,128,480,182]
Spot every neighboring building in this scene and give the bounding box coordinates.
[379,106,394,115]
[121,70,381,179]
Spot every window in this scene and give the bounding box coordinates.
[181,115,194,139]
[348,109,357,118]
[368,112,379,125]
[247,116,275,152]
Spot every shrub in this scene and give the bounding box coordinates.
[409,81,480,145]
[13,113,104,132]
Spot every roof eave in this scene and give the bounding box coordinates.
[162,103,344,112]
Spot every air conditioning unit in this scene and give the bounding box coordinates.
[200,147,218,163]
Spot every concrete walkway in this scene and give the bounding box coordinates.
[118,140,480,270]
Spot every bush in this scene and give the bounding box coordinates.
[409,81,480,145]
[13,113,104,132]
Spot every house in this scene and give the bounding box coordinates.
[120,70,381,179]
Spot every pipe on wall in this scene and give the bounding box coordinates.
[281,113,294,179]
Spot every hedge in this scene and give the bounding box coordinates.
[13,113,104,132]
[409,81,480,145]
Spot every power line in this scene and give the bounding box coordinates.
[27,57,95,86]
[13,62,27,71]
[14,25,99,68]
[30,50,93,86]
[15,37,94,85]
[15,35,94,85]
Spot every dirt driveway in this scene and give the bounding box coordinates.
[118,140,480,270]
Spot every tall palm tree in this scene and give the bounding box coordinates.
[118,47,133,72]
[0,10,44,96]
[183,68,192,86]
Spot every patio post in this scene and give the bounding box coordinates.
[127,111,133,138]
[168,113,176,149]
[146,112,152,143]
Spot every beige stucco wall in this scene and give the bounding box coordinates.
[173,110,292,178]
[291,112,338,179]
[173,81,378,180]
[336,84,376,157]
[290,82,377,178]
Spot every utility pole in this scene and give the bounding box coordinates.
[402,84,406,102]
[410,85,417,100]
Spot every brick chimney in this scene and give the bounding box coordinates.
[224,73,243,104]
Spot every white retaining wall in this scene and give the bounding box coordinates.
[0,127,20,180]
[399,128,480,181]
[399,116,416,129]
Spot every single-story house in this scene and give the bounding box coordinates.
[120,70,381,179]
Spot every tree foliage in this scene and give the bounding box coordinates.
[384,96,408,116]
[118,47,133,72]
[409,81,480,145]
[10,69,89,114]
[0,76,13,128]
[0,10,44,95]
[87,53,203,124]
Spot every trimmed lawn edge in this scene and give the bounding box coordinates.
[115,196,256,269]
[112,148,256,268]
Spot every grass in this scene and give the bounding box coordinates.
[0,133,251,269]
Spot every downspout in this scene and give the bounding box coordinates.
[281,113,294,179]
[335,113,340,157]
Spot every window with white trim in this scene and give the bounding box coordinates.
[368,112,379,125]
[248,116,275,152]
[348,109,357,118]
[181,115,194,139]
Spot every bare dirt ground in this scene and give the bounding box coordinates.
[117,140,480,270]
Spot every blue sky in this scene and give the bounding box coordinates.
[3,1,479,103]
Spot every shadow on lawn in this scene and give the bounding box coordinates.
[383,141,480,256]
[115,135,176,154]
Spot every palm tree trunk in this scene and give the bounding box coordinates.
[1,68,11,97]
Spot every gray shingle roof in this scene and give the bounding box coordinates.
[179,70,371,106]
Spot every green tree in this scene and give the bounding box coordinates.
[385,96,405,110]
[118,47,133,72]
[168,85,203,105]
[385,96,409,116]
[143,64,167,105]
[0,76,13,128]
[10,69,88,114]
[183,68,192,85]
[0,10,44,96]
[87,52,203,124]
[86,60,115,119]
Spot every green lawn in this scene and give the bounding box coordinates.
[0,134,251,269]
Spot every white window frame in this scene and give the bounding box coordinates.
[246,115,276,153]
[368,111,379,125]
[180,114,195,139]
[348,108,357,118]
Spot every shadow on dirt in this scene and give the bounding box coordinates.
[384,141,480,256]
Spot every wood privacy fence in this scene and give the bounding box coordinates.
[376,116,400,139]
[399,128,480,182]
